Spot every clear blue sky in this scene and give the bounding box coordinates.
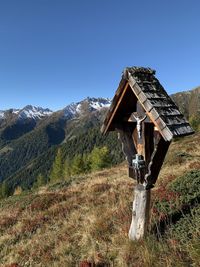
[0,0,200,110]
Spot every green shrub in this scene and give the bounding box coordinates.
[151,170,200,232]
[168,206,200,243]
[189,114,200,131]
[169,170,200,204]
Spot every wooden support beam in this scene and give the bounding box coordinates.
[144,123,154,165]
[146,137,171,186]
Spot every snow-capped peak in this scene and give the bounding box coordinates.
[0,97,111,122]
[0,106,53,121]
[18,105,53,120]
[63,97,111,118]
[0,109,20,120]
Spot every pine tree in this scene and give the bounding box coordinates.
[50,148,64,182]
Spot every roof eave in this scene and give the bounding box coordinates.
[101,77,128,135]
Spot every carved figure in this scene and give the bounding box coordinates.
[132,114,147,139]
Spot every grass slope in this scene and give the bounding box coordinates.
[0,133,200,267]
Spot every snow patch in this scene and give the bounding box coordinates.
[0,111,5,119]
[90,99,111,110]
[12,109,20,114]
[76,103,82,113]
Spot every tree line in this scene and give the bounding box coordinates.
[35,145,112,186]
[0,145,113,198]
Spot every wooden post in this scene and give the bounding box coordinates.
[129,184,151,240]
[128,115,153,241]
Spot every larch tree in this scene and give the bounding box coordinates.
[71,154,84,175]
[90,146,111,171]
[50,148,64,182]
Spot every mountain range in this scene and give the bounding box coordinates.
[0,88,199,193]
[0,97,111,142]
[0,97,111,123]
[0,105,53,121]
[0,97,119,193]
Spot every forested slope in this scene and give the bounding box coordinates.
[0,108,123,194]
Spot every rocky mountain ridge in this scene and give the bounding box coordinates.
[0,97,111,122]
[171,86,200,119]
[0,85,199,125]
[0,105,53,121]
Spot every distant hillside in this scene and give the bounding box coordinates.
[0,132,199,266]
[171,86,200,119]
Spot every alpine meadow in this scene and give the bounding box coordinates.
[1,1,200,266]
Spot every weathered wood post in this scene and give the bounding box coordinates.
[101,67,194,240]
[129,184,151,240]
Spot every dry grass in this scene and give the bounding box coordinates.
[0,133,200,267]
[158,132,200,184]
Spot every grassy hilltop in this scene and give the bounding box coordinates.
[0,132,200,267]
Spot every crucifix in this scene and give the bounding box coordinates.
[101,66,194,241]
[117,101,169,240]
[127,103,153,240]
[132,114,146,140]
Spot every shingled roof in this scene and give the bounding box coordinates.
[101,67,194,141]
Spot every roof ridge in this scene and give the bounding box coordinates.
[124,67,156,75]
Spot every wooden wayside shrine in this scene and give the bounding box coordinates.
[101,67,194,240]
